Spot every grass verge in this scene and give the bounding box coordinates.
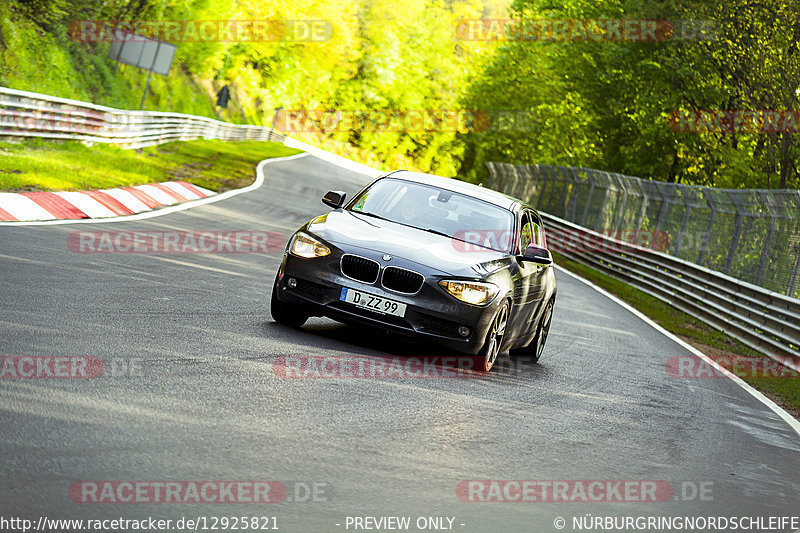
[0,139,302,193]
[553,251,800,418]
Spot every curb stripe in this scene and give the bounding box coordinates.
[102,189,151,213]
[175,181,211,198]
[136,184,180,206]
[0,206,17,221]
[161,181,202,200]
[122,188,161,209]
[82,191,135,216]
[149,182,191,203]
[0,193,55,221]
[53,192,116,219]
[20,192,87,219]
[0,181,220,222]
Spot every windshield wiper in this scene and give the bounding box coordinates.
[349,210,390,222]
[423,227,504,252]
[421,227,452,239]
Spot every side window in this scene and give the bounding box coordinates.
[530,214,543,246]
[520,212,533,251]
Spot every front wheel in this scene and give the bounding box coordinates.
[510,299,553,363]
[477,300,509,372]
[270,283,308,328]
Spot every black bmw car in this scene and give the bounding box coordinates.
[271,170,557,372]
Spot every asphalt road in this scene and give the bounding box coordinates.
[1,153,799,532]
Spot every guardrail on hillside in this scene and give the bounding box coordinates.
[486,162,800,372]
[485,162,800,299]
[0,86,284,149]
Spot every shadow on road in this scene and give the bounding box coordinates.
[258,318,549,382]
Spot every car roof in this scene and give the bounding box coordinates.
[379,170,524,212]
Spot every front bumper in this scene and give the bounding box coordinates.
[274,248,502,355]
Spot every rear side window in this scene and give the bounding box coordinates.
[530,215,542,246]
[520,212,533,251]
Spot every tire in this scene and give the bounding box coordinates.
[270,282,308,328]
[477,300,510,372]
[510,298,553,363]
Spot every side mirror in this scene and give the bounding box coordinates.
[521,244,553,265]
[322,190,346,209]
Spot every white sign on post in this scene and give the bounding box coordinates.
[107,29,177,107]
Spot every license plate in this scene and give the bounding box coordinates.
[339,287,407,317]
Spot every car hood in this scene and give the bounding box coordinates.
[305,210,510,278]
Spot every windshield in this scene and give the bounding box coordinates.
[347,177,515,252]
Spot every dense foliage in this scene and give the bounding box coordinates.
[1,0,798,188]
[460,0,800,188]
[0,0,504,174]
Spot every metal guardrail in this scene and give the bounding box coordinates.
[0,86,284,149]
[485,162,800,299]
[487,162,800,371]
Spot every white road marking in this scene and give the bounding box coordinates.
[556,265,800,437]
[145,256,249,277]
[7,139,797,440]
[558,319,637,337]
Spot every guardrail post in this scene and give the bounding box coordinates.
[635,194,647,233]
[566,168,581,221]
[580,172,596,227]
[789,245,800,298]
[508,164,521,200]
[536,166,551,207]
[613,175,628,235]
[507,164,518,197]
[557,167,571,217]
[697,188,717,265]
[754,191,776,285]
[654,182,671,234]
[548,167,563,214]
[521,165,533,201]
[595,172,611,231]
[673,202,692,256]
[485,162,496,189]
[723,192,745,275]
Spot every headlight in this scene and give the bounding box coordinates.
[439,280,499,306]
[290,232,331,258]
